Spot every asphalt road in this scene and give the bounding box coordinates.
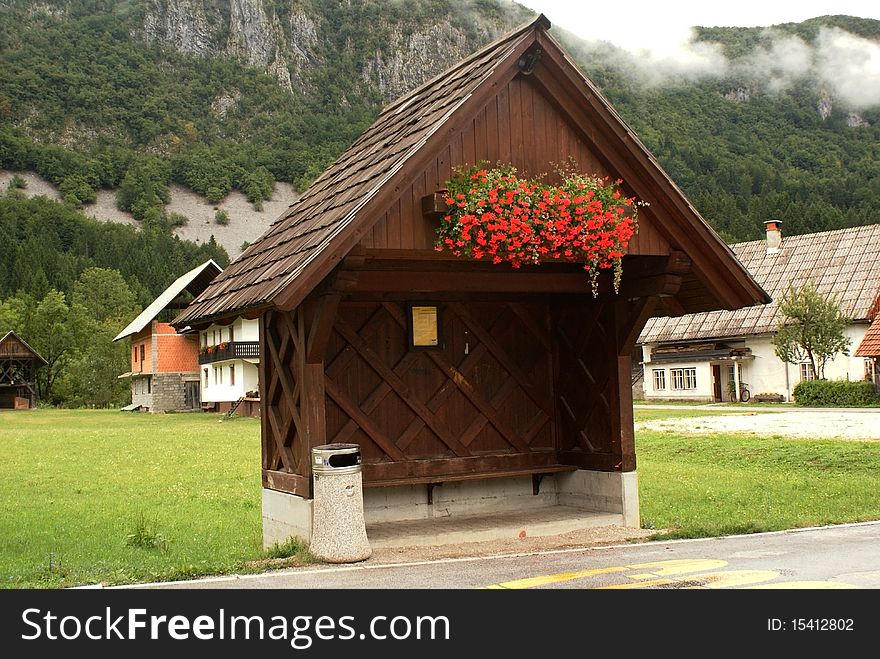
[140,521,880,590]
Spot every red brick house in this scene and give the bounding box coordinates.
[114,260,222,412]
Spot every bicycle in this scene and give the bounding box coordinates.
[727,380,751,402]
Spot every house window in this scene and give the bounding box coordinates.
[229,325,234,342]
[204,368,208,388]
[652,369,666,390]
[671,368,697,390]
[147,377,151,394]
[230,364,235,386]
[800,362,816,381]
[214,366,223,385]
[133,346,137,363]
[139,344,145,363]
[864,359,874,382]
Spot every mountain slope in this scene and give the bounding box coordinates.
[0,0,877,251]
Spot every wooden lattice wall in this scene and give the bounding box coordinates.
[261,294,645,496]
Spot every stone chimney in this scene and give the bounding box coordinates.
[764,220,783,254]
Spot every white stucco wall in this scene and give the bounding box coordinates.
[641,323,872,402]
[199,318,259,347]
[642,358,715,401]
[201,359,259,403]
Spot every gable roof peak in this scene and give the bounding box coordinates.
[381,13,550,117]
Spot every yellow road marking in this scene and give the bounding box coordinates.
[485,559,727,589]
[631,559,728,577]
[599,570,779,589]
[484,557,858,590]
[486,565,631,589]
[682,570,780,589]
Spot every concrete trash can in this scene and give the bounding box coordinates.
[309,443,372,563]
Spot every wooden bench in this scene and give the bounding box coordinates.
[364,465,577,505]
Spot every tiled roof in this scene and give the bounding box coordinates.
[174,17,545,326]
[855,317,880,357]
[641,223,880,344]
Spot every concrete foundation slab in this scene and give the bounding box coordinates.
[262,488,313,547]
[366,506,623,549]
[262,469,640,549]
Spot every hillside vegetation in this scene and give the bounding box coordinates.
[2,2,877,247]
[0,1,879,407]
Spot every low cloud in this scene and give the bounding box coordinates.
[814,27,880,109]
[583,26,880,109]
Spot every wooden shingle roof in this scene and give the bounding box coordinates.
[641,224,880,344]
[855,317,880,357]
[174,18,549,327]
[0,331,47,365]
[175,14,767,327]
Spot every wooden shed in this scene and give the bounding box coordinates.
[174,15,768,544]
[0,331,47,410]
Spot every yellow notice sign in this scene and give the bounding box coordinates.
[411,305,439,347]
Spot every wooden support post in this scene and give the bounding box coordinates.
[306,294,341,364]
[611,301,640,472]
[616,353,636,472]
[259,313,271,471]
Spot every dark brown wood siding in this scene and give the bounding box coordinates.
[323,300,556,480]
[262,293,639,489]
[360,76,669,257]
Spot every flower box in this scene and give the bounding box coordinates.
[433,164,642,296]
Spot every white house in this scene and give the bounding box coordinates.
[639,222,880,402]
[198,317,261,416]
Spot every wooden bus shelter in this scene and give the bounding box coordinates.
[0,331,47,410]
[175,15,768,544]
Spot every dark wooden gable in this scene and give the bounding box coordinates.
[175,14,767,330]
[0,331,47,364]
[360,72,670,258]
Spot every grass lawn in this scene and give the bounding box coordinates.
[632,408,781,422]
[0,409,307,589]
[3,408,880,588]
[637,430,880,538]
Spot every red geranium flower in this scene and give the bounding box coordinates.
[435,163,644,296]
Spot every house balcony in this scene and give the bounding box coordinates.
[198,341,260,364]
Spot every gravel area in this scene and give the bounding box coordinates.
[636,409,880,440]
